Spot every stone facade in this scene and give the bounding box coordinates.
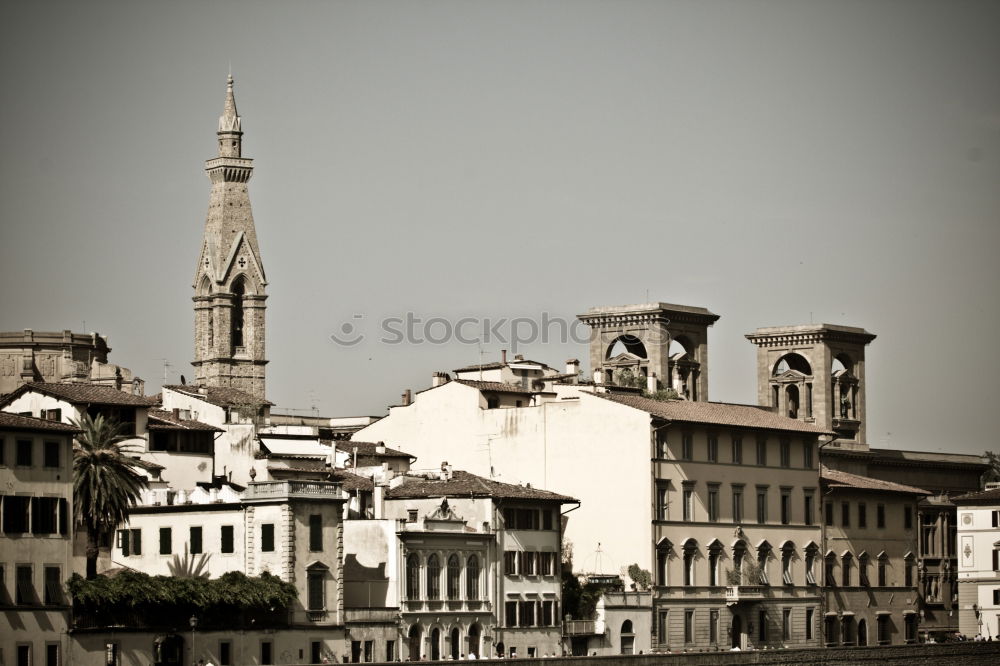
[192,76,268,401]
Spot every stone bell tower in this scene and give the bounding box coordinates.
[191,75,268,400]
[577,302,719,399]
[745,324,876,445]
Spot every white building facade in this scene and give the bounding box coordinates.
[955,485,1000,639]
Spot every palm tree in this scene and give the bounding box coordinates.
[72,413,153,579]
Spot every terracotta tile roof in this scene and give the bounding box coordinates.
[453,361,507,372]
[453,359,551,373]
[163,385,274,408]
[952,487,1000,503]
[594,392,830,435]
[147,409,223,432]
[338,441,414,460]
[329,470,375,492]
[0,411,81,433]
[825,447,987,469]
[821,466,931,495]
[385,470,577,502]
[1,382,157,408]
[454,379,536,395]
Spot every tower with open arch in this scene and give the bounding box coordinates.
[745,324,876,444]
[577,302,719,399]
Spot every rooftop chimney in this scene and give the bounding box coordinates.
[441,461,453,480]
[432,372,450,388]
[401,389,412,406]
[514,354,524,361]
[566,358,580,376]
[501,349,508,365]
[172,408,181,419]
[376,441,387,454]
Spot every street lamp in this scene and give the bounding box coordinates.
[190,615,199,665]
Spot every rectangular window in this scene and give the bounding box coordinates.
[504,551,518,575]
[220,525,234,554]
[3,495,30,533]
[656,482,669,521]
[683,486,694,522]
[43,441,60,469]
[522,551,537,576]
[804,490,814,526]
[19,645,33,666]
[877,616,889,645]
[386,641,395,663]
[540,552,554,576]
[190,526,203,555]
[44,566,61,605]
[117,529,131,557]
[756,486,768,524]
[732,485,744,523]
[308,570,325,611]
[519,600,535,626]
[708,485,720,522]
[309,514,322,551]
[780,488,791,525]
[841,502,850,527]
[261,641,273,666]
[505,601,518,627]
[877,504,886,528]
[220,642,232,666]
[16,440,32,467]
[681,433,693,460]
[159,527,172,555]
[803,441,814,468]
[878,559,887,586]
[32,497,59,535]
[407,509,417,523]
[130,528,141,555]
[710,609,719,644]
[825,502,834,526]
[261,523,275,552]
[825,557,836,587]
[732,435,743,464]
[707,434,718,463]
[806,608,814,641]
[542,509,553,530]
[780,439,790,468]
[46,643,59,666]
[756,438,767,466]
[655,430,668,458]
[858,503,867,529]
[758,610,767,642]
[658,611,669,644]
[542,600,555,626]
[904,506,913,530]
[806,552,816,585]
[16,565,33,605]
[684,609,694,644]
[0,437,4,465]
[782,608,791,642]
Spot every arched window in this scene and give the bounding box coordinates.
[230,278,245,351]
[824,552,837,587]
[466,555,480,600]
[707,540,722,587]
[426,554,440,599]
[858,552,870,587]
[786,385,800,419]
[804,543,818,585]
[841,553,853,587]
[904,552,916,587]
[877,552,888,586]
[656,539,670,586]
[757,542,771,585]
[781,542,795,585]
[406,554,420,600]
[447,554,461,600]
[620,620,635,655]
[732,541,747,585]
[682,540,697,586]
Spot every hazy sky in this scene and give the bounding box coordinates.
[2,1,998,455]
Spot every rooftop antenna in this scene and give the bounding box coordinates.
[478,341,488,381]
[159,359,172,385]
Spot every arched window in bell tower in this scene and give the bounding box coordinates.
[231,278,246,352]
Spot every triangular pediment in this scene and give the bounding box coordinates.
[607,352,645,365]
[775,369,809,381]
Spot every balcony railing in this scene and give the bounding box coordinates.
[562,620,599,636]
[244,480,342,501]
[402,599,490,613]
[725,585,765,605]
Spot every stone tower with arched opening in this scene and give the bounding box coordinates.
[191,76,268,400]
[577,302,719,399]
[745,324,876,445]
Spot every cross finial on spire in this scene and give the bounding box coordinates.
[219,73,241,135]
